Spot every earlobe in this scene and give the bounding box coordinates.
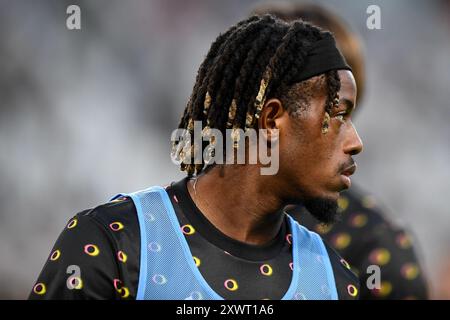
[258,98,284,145]
[258,98,285,130]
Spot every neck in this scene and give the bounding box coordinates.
[186,165,286,245]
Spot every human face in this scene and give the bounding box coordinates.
[277,70,363,203]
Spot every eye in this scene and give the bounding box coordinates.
[334,112,347,122]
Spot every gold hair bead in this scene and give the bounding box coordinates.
[179,149,186,163]
[202,125,211,138]
[226,99,237,128]
[245,112,253,129]
[203,92,212,115]
[231,127,241,149]
[185,144,193,160]
[244,69,271,131]
[255,78,268,104]
[187,118,194,131]
[322,112,331,134]
[333,93,340,107]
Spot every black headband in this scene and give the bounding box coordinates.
[289,34,351,84]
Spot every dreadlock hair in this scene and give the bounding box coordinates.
[174,14,341,177]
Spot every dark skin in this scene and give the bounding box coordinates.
[187,70,363,246]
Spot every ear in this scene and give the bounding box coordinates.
[257,98,287,144]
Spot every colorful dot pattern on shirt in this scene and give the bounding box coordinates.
[30,196,134,299]
[291,191,428,300]
[30,187,362,300]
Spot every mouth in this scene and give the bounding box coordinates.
[340,163,357,189]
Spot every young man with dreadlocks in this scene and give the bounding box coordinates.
[29,15,363,300]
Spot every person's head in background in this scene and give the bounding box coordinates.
[252,2,365,107]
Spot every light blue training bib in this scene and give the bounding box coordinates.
[112,186,338,300]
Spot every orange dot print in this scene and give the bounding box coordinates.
[401,263,420,280]
[332,233,351,250]
[369,248,391,266]
[349,213,368,228]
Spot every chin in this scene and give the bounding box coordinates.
[317,189,340,202]
[303,195,339,225]
[330,180,349,196]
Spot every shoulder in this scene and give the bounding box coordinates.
[81,196,138,227]
[29,196,140,300]
[340,187,394,229]
[289,218,360,300]
[81,185,177,240]
[66,196,142,298]
[77,196,141,272]
[323,241,360,300]
[55,196,141,252]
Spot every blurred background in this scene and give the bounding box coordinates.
[0,0,449,299]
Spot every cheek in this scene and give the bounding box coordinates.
[281,117,338,179]
[302,134,332,164]
[304,133,341,179]
[320,134,346,181]
[284,137,326,179]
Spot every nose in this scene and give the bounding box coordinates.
[344,122,363,156]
